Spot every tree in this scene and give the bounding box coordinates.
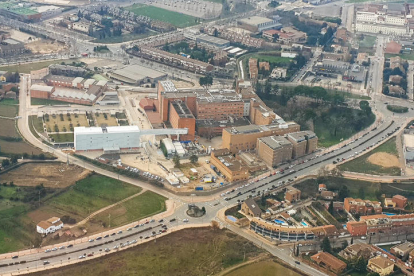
[189,154,198,164]
[1,159,10,167]
[328,201,334,215]
[358,186,365,199]
[172,154,181,168]
[321,237,332,253]
[354,257,367,272]
[201,206,206,214]
[199,76,213,88]
[338,185,350,201]
[295,245,299,257]
[341,240,348,250]
[10,155,18,164]
[213,28,219,37]
[350,237,353,245]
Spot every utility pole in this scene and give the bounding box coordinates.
[108,214,111,228]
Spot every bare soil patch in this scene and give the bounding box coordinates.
[0,163,89,188]
[26,40,67,54]
[367,152,400,168]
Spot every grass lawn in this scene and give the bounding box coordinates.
[387,105,409,113]
[225,260,301,276]
[29,115,44,133]
[95,113,118,126]
[90,191,166,228]
[339,137,401,176]
[31,98,74,106]
[0,118,19,138]
[44,113,89,133]
[359,35,376,48]
[49,133,74,143]
[0,104,18,117]
[40,174,142,221]
[314,108,375,147]
[0,59,79,74]
[126,4,198,28]
[92,74,108,81]
[386,53,414,61]
[0,174,144,253]
[28,227,264,276]
[93,30,158,44]
[327,89,371,100]
[0,99,19,105]
[250,54,292,65]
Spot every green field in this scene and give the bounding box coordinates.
[339,137,401,176]
[0,104,18,117]
[359,35,376,48]
[386,53,414,61]
[0,174,144,253]
[387,105,408,113]
[0,99,19,106]
[31,98,72,106]
[28,227,264,276]
[0,139,43,155]
[90,191,166,228]
[327,89,371,100]
[0,59,79,74]
[0,118,19,138]
[314,107,375,147]
[49,133,74,143]
[126,4,198,28]
[93,30,158,44]
[225,260,301,276]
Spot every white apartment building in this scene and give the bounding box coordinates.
[355,5,411,36]
[36,217,64,235]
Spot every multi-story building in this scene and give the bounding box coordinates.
[344,198,382,215]
[169,100,195,141]
[256,136,293,167]
[390,242,414,260]
[339,244,376,261]
[140,46,214,74]
[355,4,410,36]
[30,84,55,99]
[285,187,301,203]
[222,122,300,153]
[347,214,414,236]
[286,131,318,158]
[250,217,338,241]
[195,97,245,120]
[249,98,276,125]
[346,221,368,236]
[241,198,262,217]
[210,149,249,182]
[249,58,258,79]
[391,195,408,209]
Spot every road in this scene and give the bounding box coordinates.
[5,72,411,275]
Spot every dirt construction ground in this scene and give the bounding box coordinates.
[0,163,89,188]
[26,40,67,54]
[367,152,400,168]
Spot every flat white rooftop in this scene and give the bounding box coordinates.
[74,126,141,134]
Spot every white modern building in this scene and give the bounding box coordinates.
[74,126,188,151]
[36,217,64,235]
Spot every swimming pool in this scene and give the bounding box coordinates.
[227,216,237,222]
[383,212,396,216]
[274,219,285,224]
[301,221,308,227]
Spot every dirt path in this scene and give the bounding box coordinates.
[395,132,407,175]
[69,189,147,228]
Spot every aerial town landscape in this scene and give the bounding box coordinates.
[2,0,414,275]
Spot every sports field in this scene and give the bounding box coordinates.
[126,4,197,28]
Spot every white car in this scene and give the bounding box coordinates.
[183,219,189,223]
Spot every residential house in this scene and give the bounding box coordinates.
[390,242,414,260]
[367,256,394,276]
[344,197,382,215]
[36,217,64,235]
[241,198,262,217]
[321,191,336,200]
[285,187,301,203]
[311,252,347,274]
[339,244,376,261]
[319,184,327,192]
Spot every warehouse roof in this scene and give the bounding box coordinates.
[111,65,166,83]
[30,84,54,92]
[239,16,274,26]
[259,136,291,150]
[74,126,140,134]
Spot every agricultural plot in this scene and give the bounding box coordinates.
[0,140,42,155]
[0,119,19,138]
[126,4,197,28]
[95,112,118,126]
[0,104,18,117]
